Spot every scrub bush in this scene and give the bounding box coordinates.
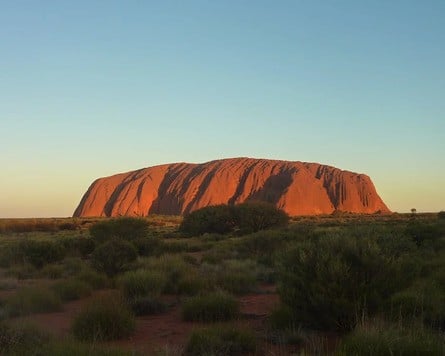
[0,322,49,355]
[180,205,235,235]
[182,292,239,322]
[337,323,445,355]
[60,236,96,257]
[180,203,289,236]
[89,217,149,242]
[185,326,256,356]
[17,239,66,268]
[52,279,92,301]
[128,296,167,316]
[277,234,416,331]
[91,239,137,278]
[216,259,257,295]
[72,294,135,341]
[5,287,62,317]
[141,254,196,294]
[118,269,166,299]
[76,266,109,289]
[233,202,289,234]
[389,279,445,329]
[132,236,162,256]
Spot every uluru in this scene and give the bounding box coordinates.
[73,158,390,217]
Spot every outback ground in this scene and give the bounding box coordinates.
[0,209,444,355]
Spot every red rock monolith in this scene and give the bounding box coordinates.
[73,158,390,217]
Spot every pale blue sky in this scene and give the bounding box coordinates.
[1,1,444,217]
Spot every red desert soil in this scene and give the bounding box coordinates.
[11,287,292,354]
[74,157,390,217]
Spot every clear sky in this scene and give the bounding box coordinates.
[1,1,444,217]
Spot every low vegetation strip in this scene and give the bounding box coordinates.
[0,214,443,354]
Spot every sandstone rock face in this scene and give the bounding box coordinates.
[73,158,390,217]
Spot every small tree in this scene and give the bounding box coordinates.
[91,239,137,278]
[234,202,289,234]
[179,203,289,236]
[180,205,236,235]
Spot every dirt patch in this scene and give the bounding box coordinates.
[112,288,282,354]
[9,290,113,336]
[240,287,279,318]
[7,286,286,354]
[111,304,195,353]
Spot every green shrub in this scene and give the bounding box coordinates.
[389,280,445,328]
[91,239,137,278]
[269,304,299,330]
[37,258,85,282]
[376,230,418,257]
[61,257,84,276]
[233,201,289,234]
[128,296,168,316]
[139,253,189,271]
[6,263,37,280]
[60,237,96,257]
[39,339,133,356]
[72,294,135,341]
[58,222,78,230]
[200,232,228,242]
[0,245,20,268]
[52,279,92,301]
[141,254,196,294]
[5,287,62,317]
[177,272,208,296]
[161,240,191,253]
[267,305,306,345]
[337,323,445,355]
[238,230,290,265]
[405,222,442,247]
[118,269,166,299]
[0,322,49,354]
[217,259,257,295]
[256,264,276,283]
[180,203,289,236]
[182,253,200,266]
[277,235,416,331]
[132,236,162,256]
[180,205,235,235]
[17,239,66,268]
[438,211,445,219]
[0,325,131,356]
[89,217,149,242]
[432,266,445,293]
[76,268,109,289]
[200,242,241,265]
[182,292,239,322]
[185,326,256,355]
[40,264,64,279]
